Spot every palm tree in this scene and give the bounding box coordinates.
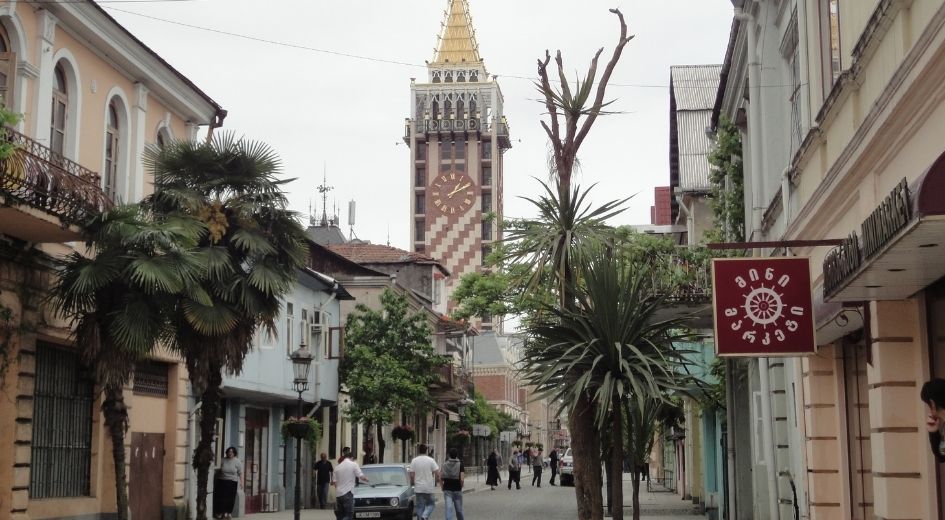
[54,205,203,520]
[522,248,689,520]
[142,134,307,520]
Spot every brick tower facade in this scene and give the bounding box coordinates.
[405,0,511,330]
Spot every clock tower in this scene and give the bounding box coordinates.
[406,0,511,329]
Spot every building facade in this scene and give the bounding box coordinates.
[405,0,511,328]
[715,0,945,518]
[0,2,221,520]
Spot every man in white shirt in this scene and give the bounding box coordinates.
[333,453,369,520]
[409,444,440,520]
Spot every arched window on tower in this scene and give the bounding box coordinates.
[104,102,120,199]
[432,71,441,83]
[431,100,440,120]
[445,71,453,83]
[456,99,464,120]
[457,71,466,83]
[470,71,479,82]
[0,27,14,108]
[469,99,477,119]
[50,64,68,158]
[444,98,452,120]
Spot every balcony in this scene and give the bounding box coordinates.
[431,360,472,402]
[0,128,112,242]
[649,253,713,329]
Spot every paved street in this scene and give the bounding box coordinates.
[243,472,704,520]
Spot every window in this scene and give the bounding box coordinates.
[470,71,479,82]
[482,194,492,213]
[285,302,294,356]
[820,0,842,94]
[456,99,465,119]
[0,28,15,109]
[482,166,492,186]
[843,340,872,520]
[156,127,171,149]
[415,219,425,242]
[416,142,427,161]
[432,100,439,119]
[328,326,344,359]
[482,141,492,161]
[104,102,120,199]
[482,220,492,241]
[133,361,169,397]
[469,99,477,119]
[444,98,452,118]
[30,342,94,498]
[415,193,425,214]
[787,15,803,156]
[50,64,67,158]
[415,166,426,187]
[454,139,465,161]
[481,244,492,262]
[440,140,453,163]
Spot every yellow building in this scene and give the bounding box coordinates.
[0,2,221,519]
[717,0,945,518]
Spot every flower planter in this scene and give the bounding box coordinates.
[285,421,311,439]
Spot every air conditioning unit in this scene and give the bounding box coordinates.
[310,310,323,334]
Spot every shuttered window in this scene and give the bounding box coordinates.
[30,342,94,499]
[0,29,14,108]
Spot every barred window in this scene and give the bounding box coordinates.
[30,342,94,499]
[134,361,169,397]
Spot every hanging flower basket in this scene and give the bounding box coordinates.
[511,440,522,448]
[391,424,415,441]
[283,417,312,439]
[451,429,471,444]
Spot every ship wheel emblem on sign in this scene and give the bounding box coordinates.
[712,257,816,356]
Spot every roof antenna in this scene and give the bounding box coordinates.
[386,225,391,247]
[317,164,334,226]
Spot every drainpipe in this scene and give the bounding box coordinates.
[758,358,780,520]
[734,3,765,242]
[782,167,792,224]
[725,359,738,519]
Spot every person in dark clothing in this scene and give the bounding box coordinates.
[531,448,543,487]
[922,378,945,461]
[507,449,522,490]
[486,450,501,490]
[314,452,333,509]
[548,449,559,485]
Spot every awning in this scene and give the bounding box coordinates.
[823,150,945,302]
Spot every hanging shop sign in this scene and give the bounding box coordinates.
[712,257,816,356]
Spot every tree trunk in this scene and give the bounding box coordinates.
[571,393,604,520]
[631,471,641,520]
[610,396,625,520]
[193,365,223,520]
[377,423,386,463]
[103,383,130,520]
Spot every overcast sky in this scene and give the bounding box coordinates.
[106,0,734,249]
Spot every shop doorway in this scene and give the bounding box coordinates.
[927,278,945,518]
[244,408,270,514]
[130,432,164,520]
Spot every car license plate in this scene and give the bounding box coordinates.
[355,513,381,519]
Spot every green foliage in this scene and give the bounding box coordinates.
[340,289,442,428]
[281,417,323,459]
[706,117,745,243]
[450,390,516,441]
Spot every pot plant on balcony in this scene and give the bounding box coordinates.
[512,440,522,449]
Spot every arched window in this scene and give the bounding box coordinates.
[469,99,477,119]
[443,98,452,119]
[0,27,12,108]
[50,63,67,157]
[431,100,439,120]
[457,72,466,83]
[104,102,120,198]
[456,99,464,120]
[445,71,453,83]
[470,71,479,82]
[156,127,171,149]
[432,71,441,84]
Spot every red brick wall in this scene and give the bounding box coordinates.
[474,374,506,402]
[651,186,672,225]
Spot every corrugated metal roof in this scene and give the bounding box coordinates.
[676,110,714,191]
[671,65,722,111]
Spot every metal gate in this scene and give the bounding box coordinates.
[130,432,165,520]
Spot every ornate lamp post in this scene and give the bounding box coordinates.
[290,345,313,520]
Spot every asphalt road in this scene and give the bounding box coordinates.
[460,481,577,519]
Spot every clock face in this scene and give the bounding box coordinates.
[431,171,475,215]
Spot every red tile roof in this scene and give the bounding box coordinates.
[326,243,448,273]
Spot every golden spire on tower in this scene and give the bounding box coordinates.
[432,0,483,66]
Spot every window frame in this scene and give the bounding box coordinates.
[50,63,68,159]
[104,102,121,199]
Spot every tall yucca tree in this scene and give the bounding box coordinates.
[530,9,634,519]
[522,248,689,520]
[55,205,204,520]
[142,134,307,520]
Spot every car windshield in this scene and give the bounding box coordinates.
[565,449,572,458]
[361,467,409,486]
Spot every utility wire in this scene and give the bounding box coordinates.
[104,5,804,90]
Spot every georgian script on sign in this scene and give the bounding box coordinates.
[712,257,816,357]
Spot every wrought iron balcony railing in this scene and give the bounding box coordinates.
[649,254,712,305]
[1,127,112,228]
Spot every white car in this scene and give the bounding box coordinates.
[559,448,574,486]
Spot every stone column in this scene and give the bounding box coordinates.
[802,344,845,520]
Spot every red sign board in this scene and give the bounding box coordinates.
[712,257,816,356]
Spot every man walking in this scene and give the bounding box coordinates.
[409,444,440,520]
[531,448,543,487]
[548,448,559,486]
[314,452,333,509]
[441,448,465,520]
[507,449,522,490]
[333,452,368,520]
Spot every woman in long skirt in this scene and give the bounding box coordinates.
[213,446,242,519]
[486,450,501,490]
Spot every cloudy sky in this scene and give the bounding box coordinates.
[106,0,734,249]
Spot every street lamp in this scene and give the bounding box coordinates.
[290,345,313,520]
